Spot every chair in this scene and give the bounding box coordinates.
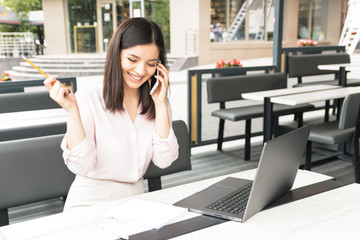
[0,134,75,226]
[305,92,360,183]
[143,120,191,192]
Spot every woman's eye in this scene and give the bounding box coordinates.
[147,63,156,67]
[128,58,136,62]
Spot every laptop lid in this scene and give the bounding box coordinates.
[242,124,311,221]
[174,124,311,222]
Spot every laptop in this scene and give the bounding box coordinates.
[174,124,312,222]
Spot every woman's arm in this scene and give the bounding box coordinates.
[44,77,85,150]
[149,62,179,168]
[150,62,171,138]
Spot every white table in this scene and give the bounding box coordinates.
[242,84,339,101]
[0,169,345,240]
[0,109,67,131]
[318,62,360,86]
[242,85,360,142]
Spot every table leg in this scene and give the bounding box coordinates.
[339,66,346,86]
[263,97,273,143]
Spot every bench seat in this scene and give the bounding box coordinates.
[212,103,315,121]
[207,72,315,160]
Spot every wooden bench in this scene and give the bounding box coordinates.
[206,72,315,160]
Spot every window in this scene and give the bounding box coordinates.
[298,0,328,41]
[210,0,274,42]
[67,0,97,53]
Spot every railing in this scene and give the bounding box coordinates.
[281,45,346,74]
[185,29,197,56]
[187,66,276,147]
[0,32,35,57]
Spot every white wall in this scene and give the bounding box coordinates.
[170,0,199,56]
[42,0,68,54]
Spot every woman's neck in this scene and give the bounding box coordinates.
[123,85,140,107]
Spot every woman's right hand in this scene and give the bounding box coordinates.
[44,77,77,112]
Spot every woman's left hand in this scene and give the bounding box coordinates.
[149,62,168,106]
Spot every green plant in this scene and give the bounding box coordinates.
[0,72,12,82]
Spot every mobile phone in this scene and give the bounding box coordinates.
[150,60,160,95]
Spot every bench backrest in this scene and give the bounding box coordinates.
[288,53,350,78]
[0,77,77,94]
[143,120,191,191]
[0,91,60,113]
[0,91,66,141]
[0,134,75,210]
[207,72,287,104]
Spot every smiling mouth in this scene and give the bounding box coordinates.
[128,72,142,81]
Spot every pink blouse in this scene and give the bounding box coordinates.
[61,84,179,183]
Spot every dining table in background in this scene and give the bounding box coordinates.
[242,85,360,142]
[318,62,360,86]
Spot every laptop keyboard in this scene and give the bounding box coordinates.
[206,182,253,215]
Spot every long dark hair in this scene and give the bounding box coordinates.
[103,18,167,119]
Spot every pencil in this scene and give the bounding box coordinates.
[21,55,71,94]
[21,55,50,78]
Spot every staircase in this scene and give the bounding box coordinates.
[254,0,273,40]
[339,0,360,55]
[9,54,106,81]
[8,54,197,81]
[228,0,256,40]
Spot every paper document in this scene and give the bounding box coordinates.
[97,218,152,240]
[106,198,187,229]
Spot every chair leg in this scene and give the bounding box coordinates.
[148,177,162,192]
[0,208,9,226]
[272,117,279,138]
[217,119,225,151]
[324,100,330,122]
[353,140,360,183]
[305,141,312,170]
[244,119,251,161]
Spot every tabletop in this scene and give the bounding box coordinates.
[318,62,360,71]
[0,108,67,131]
[241,84,339,101]
[270,86,360,106]
[0,169,338,240]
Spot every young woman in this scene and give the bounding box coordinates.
[44,18,179,211]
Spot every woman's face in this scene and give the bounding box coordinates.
[120,43,159,91]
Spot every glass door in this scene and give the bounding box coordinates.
[116,0,130,26]
[101,2,114,51]
[129,0,144,17]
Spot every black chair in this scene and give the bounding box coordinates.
[144,120,191,192]
[0,134,75,226]
[305,92,360,183]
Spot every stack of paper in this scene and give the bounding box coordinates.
[98,198,188,238]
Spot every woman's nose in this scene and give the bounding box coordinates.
[135,62,147,75]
